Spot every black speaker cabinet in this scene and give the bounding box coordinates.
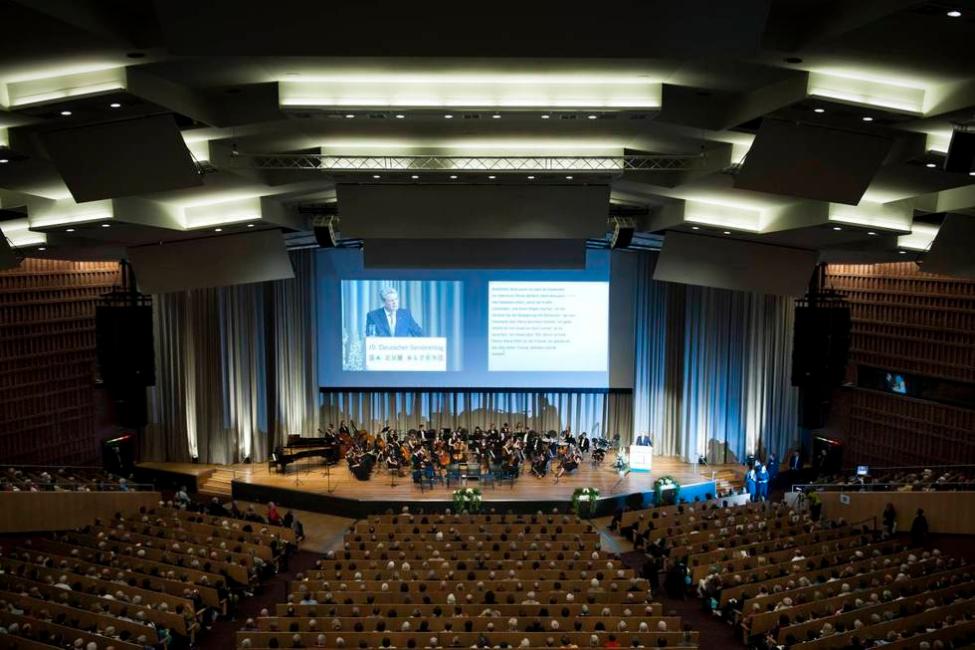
[791,304,851,388]
[96,305,156,387]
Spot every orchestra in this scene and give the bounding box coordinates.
[278,421,614,485]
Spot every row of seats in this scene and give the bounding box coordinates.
[236,512,701,649]
[0,498,297,649]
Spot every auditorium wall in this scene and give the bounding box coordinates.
[825,262,975,466]
[0,258,120,465]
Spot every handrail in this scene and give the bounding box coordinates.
[791,482,975,492]
[839,464,975,472]
[0,482,156,492]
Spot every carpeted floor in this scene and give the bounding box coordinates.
[619,550,744,650]
[200,549,323,649]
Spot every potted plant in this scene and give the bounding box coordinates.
[571,487,600,518]
[452,487,482,513]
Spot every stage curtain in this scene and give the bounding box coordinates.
[145,251,318,464]
[319,390,631,442]
[272,249,318,443]
[629,252,798,463]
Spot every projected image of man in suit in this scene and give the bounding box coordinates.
[366,287,424,337]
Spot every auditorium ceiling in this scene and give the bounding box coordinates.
[1,0,974,264]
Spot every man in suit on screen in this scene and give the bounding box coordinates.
[365,287,424,337]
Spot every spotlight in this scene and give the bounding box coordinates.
[722,230,731,235]
[110,102,121,108]
[214,227,223,232]
[565,175,573,179]
[488,175,496,179]
[925,163,937,168]
[345,114,355,119]
[411,174,419,179]
[813,108,826,114]
[970,171,975,176]
[247,223,255,227]
[0,159,8,164]
[449,174,458,179]
[395,114,405,119]
[541,114,551,119]
[444,114,453,119]
[372,174,381,179]
[862,116,874,122]
[527,175,535,180]
[66,228,75,232]
[38,247,46,251]
[587,114,598,120]
[60,110,72,116]
[690,226,700,230]
[947,9,962,17]
[898,250,907,254]
[832,226,842,231]
[491,114,501,119]
[101,223,110,228]
[867,231,877,236]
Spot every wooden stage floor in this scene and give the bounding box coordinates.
[222,454,731,502]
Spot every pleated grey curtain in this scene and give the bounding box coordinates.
[272,249,318,443]
[143,251,317,464]
[319,390,631,441]
[628,251,799,463]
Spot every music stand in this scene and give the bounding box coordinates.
[611,468,632,493]
[323,456,336,494]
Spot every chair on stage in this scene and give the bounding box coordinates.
[445,464,463,488]
[490,464,515,489]
[465,464,493,489]
[414,465,441,491]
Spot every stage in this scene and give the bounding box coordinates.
[139,455,740,517]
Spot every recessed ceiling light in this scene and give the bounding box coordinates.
[832,226,842,231]
[214,228,223,232]
[60,110,72,116]
[723,230,732,235]
[488,175,496,179]
[862,116,874,122]
[38,247,46,251]
[947,9,962,17]
[65,228,75,232]
[565,175,573,180]
[247,224,255,227]
[541,114,551,119]
[491,114,501,119]
[411,174,419,179]
[926,162,937,168]
[444,114,453,119]
[867,231,877,236]
[345,114,355,119]
[395,114,405,119]
[690,226,700,230]
[587,114,598,120]
[449,174,458,179]
[100,223,110,228]
[372,174,381,179]
[110,102,121,108]
[969,171,975,176]
[527,175,535,180]
[0,159,8,164]
[898,250,907,254]
[813,108,826,114]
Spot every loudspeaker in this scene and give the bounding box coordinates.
[791,304,851,388]
[610,223,635,249]
[96,305,156,387]
[945,130,975,174]
[797,387,832,429]
[314,216,338,248]
[923,214,975,279]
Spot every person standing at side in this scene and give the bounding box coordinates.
[882,503,897,537]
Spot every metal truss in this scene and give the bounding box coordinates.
[240,153,702,173]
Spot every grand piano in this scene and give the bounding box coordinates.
[270,434,338,473]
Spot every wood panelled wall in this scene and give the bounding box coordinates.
[825,262,975,466]
[0,258,120,465]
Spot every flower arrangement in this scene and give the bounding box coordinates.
[653,475,681,505]
[452,487,482,513]
[571,487,600,518]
